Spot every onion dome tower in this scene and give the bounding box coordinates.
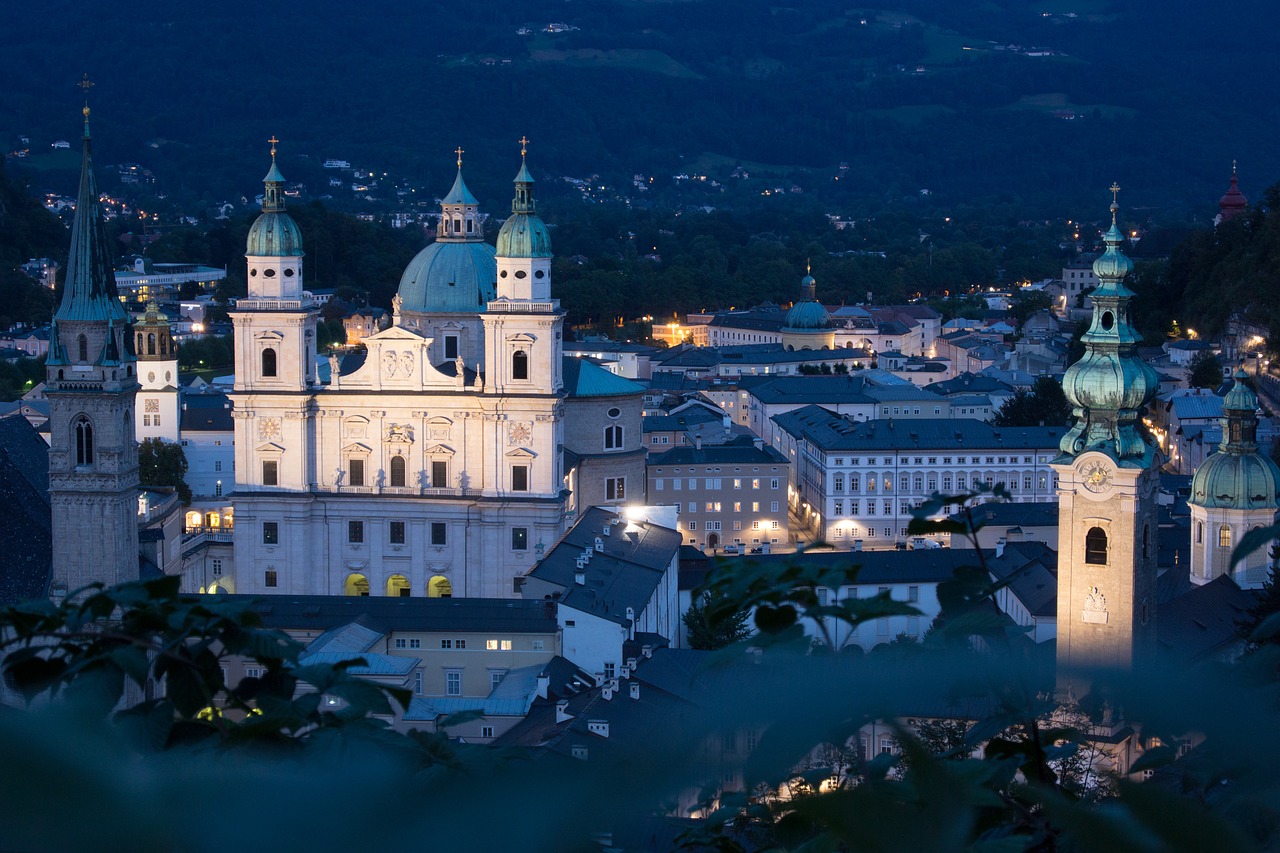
[780,262,834,351]
[1189,368,1280,587]
[396,148,496,366]
[44,79,141,593]
[245,140,305,291]
[1051,185,1161,695]
[1217,161,1249,224]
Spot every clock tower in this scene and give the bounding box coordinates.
[1051,187,1161,698]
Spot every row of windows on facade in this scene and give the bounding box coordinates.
[1194,521,1256,549]
[825,455,1050,467]
[261,457,533,491]
[687,520,781,531]
[653,478,781,491]
[259,347,535,381]
[260,519,531,551]
[678,500,782,514]
[135,331,171,357]
[393,637,544,652]
[826,473,1054,494]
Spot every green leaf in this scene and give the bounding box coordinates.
[754,604,797,634]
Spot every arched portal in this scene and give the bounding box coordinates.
[707,532,720,549]
[387,574,411,597]
[344,573,370,596]
[428,576,453,598]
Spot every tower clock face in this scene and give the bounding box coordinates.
[1081,460,1112,493]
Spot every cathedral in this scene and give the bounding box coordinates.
[225,141,643,600]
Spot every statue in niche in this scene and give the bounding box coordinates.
[1084,587,1107,612]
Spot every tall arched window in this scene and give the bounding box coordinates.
[1219,525,1232,549]
[261,348,278,378]
[512,350,529,380]
[74,417,94,466]
[77,334,88,363]
[1085,527,1108,565]
[389,455,407,488]
[1142,524,1149,559]
[604,424,623,450]
[147,333,156,356]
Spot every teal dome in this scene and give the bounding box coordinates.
[246,212,304,257]
[1190,451,1280,510]
[1092,223,1134,281]
[1060,349,1160,413]
[496,214,552,258]
[1224,367,1258,411]
[397,240,497,314]
[783,300,831,331]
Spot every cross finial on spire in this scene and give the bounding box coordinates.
[1109,181,1121,223]
[269,135,279,160]
[806,258,811,275]
[1233,159,1238,176]
[519,135,530,159]
[79,73,94,126]
[454,146,464,169]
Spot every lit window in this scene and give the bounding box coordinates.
[1219,525,1231,548]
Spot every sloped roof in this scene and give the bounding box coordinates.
[1156,575,1256,664]
[228,594,559,635]
[648,435,786,466]
[562,356,644,398]
[771,405,1064,452]
[0,416,51,604]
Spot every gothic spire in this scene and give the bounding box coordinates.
[55,83,128,325]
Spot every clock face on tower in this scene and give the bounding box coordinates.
[1081,460,1112,494]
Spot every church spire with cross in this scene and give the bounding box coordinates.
[45,77,142,595]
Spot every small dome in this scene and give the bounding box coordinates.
[397,240,497,314]
[496,214,552,259]
[783,300,832,331]
[246,212,304,257]
[1191,450,1280,510]
[1092,224,1133,281]
[1223,368,1258,412]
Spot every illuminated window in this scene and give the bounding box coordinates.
[1219,525,1231,548]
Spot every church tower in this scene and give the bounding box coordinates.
[484,139,564,396]
[229,140,319,493]
[1188,367,1280,588]
[44,93,140,593]
[134,301,180,443]
[1052,187,1162,696]
[1217,161,1248,225]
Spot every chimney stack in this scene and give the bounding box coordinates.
[629,682,640,700]
[556,699,571,723]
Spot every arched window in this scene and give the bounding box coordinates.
[136,332,144,353]
[1085,527,1108,565]
[1195,521,1203,544]
[1219,525,1232,549]
[78,334,88,363]
[147,333,156,355]
[74,417,94,466]
[512,349,529,380]
[389,455,407,488]
[261,347,278,378]
[604,424,623,450]
[1142,524,1149,559]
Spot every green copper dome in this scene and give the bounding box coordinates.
[495,159,553,258]
[1191,368,1280,509]
[1057,191,1157,464]
[246,150,304,257]
[783,267,831,331]
[397,241,497,313]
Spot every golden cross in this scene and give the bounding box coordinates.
[269,135,279,158]
[806,258,811,275]
[79,73,93,118]
[518,135,530,158]
[1110,182,1121,204]
[455,146,464,168]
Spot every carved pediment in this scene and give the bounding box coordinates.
[256,441,286,454]
[342,442,372,455]
[505,447,537,459]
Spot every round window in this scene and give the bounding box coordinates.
[607,407,621,419]
[284,268,295,277]
[148,372,156,383]
[264,269,276,278]
[515,270,528,279]
[500,270,508,278]
[1100,311,1114,331]
[534,270,545,279]
[250,269,258,277]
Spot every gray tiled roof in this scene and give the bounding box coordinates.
[772,405,1064,452]
[1156,575,1256,663]
[647,436,786,467]
[0,415,51,604]
[748,375,878,405]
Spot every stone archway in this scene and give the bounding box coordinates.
[386,574,411,597]
[344,573,370,596]
[427,575,453,598]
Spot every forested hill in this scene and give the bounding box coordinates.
[1,0,1277,217]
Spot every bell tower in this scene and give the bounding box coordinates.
[1051,186,1161,697]
[44,85,141,593]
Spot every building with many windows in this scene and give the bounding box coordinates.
[773,405,1063,547]
[226,144,606,600]
[647,436,790,549]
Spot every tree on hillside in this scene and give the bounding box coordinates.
[138,438,191,504]
[992,376,1072,427]
[1189,350,1224,389]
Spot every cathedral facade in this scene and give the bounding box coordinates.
[228,148,577,600]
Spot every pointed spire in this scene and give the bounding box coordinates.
[55,83,128,325]
[512,135,536,213]
[1218,160,1248,222]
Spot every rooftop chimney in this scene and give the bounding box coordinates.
[556,699,571,723]
[574,570,586,586]
[537,673,550,699]
[995,538,1006,559]
[629,682,640,700]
